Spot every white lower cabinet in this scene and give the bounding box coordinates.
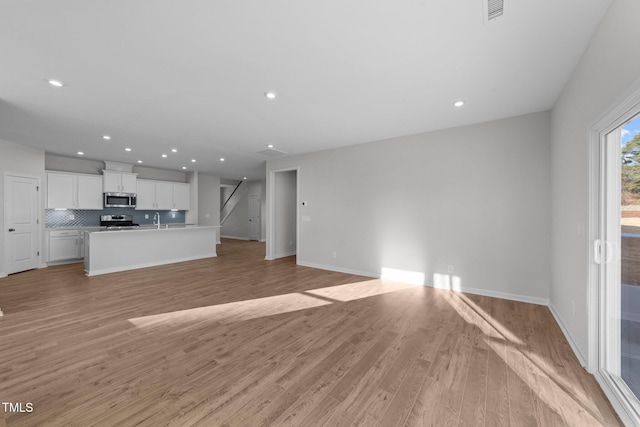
[47,230,82,262]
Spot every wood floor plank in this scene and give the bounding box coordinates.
[0,239,622,426]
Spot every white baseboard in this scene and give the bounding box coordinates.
[0,272,6,279]
[274,251,297,259]
[39,263,48,269]
[297,261,549,306]
[548,302,587,367]
[85,253,217,277]
[47,260,82,267]
[220,235,249,241]
[259,239,266,243]
[296,261,378,279]
[428,283,549,306]
[594,371,640,426]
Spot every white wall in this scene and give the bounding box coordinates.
[267,111,551,302]
[0,139,46,277]
[273,171,297,258]
[198,174,220,242]
[550,0,640,362]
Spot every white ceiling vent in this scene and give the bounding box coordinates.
[256,147,288,157]
[485,0,504,22]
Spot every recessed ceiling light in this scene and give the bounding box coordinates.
[171,148,178,153]
[102,135,111,140]
[219,158,225,162]
[191,159,196,163]
[243,177,247,180]
[453,100,465,107]
[125,148,132,152]
[182,166,187,170]
[47,79,64,87]
[137,160,143,163]
[267,144,274,148]
[161,154,167,158]
[77,151,84,155]
[264,91,277,99]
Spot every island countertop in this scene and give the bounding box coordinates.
[84,226,221,276]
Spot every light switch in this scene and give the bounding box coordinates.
[302,215,311,222]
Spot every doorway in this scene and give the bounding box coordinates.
[4,173,40,275]
[267,168,298,260]
[249,194,261,241]
[589,89,640,424]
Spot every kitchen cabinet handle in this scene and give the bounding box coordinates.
[8,228,15,232]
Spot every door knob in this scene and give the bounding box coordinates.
[8,228,15,232]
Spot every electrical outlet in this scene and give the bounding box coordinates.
[205,213,210,218]
[572,301,575,315]
[447,265,454,273]
[69,214,75,220]
[171,213,176,218]
[333,251,337,258]
[145,214,149,219]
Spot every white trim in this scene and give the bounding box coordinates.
[39,263,48,269]
[549,302,587,367]
[297,260,549,305]
[46,260,81,267]
[220,235,250,241]
[594,371,640,426]
[431,283,549,306]
[274,251,297,259]
[259,239,266,243]
[0,272,6,279]
[85,253,217,277]
[296,261,378,278]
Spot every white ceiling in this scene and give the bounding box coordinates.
[0,0,611,180]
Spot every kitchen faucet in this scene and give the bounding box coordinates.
[153,212,160,229]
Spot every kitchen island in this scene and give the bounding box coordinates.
[84,225,220,276]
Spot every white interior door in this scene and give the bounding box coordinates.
[4,174,40,274]
[249,194,261,241]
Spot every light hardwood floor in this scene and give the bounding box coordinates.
[0,239,621,426]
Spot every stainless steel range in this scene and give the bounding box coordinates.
[100,214,140,230]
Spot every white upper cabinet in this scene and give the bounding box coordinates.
[103,171,137,193]
[47,173,75,209]
[47,172,104,210]
[155,182,174,210]
[135,180,156,210]
[173,183,190,210]
[77,175,104,209]
[135,179,190,210]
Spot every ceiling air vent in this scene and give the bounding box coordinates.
[486,0,504,21]
[256,147,288,158]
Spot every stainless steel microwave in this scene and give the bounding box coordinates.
[104,192,137,208]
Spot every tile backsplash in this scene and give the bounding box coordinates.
[45,208,186,228]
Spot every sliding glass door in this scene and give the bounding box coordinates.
[599,113,640,419]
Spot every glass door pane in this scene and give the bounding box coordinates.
[620,114,640,398]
